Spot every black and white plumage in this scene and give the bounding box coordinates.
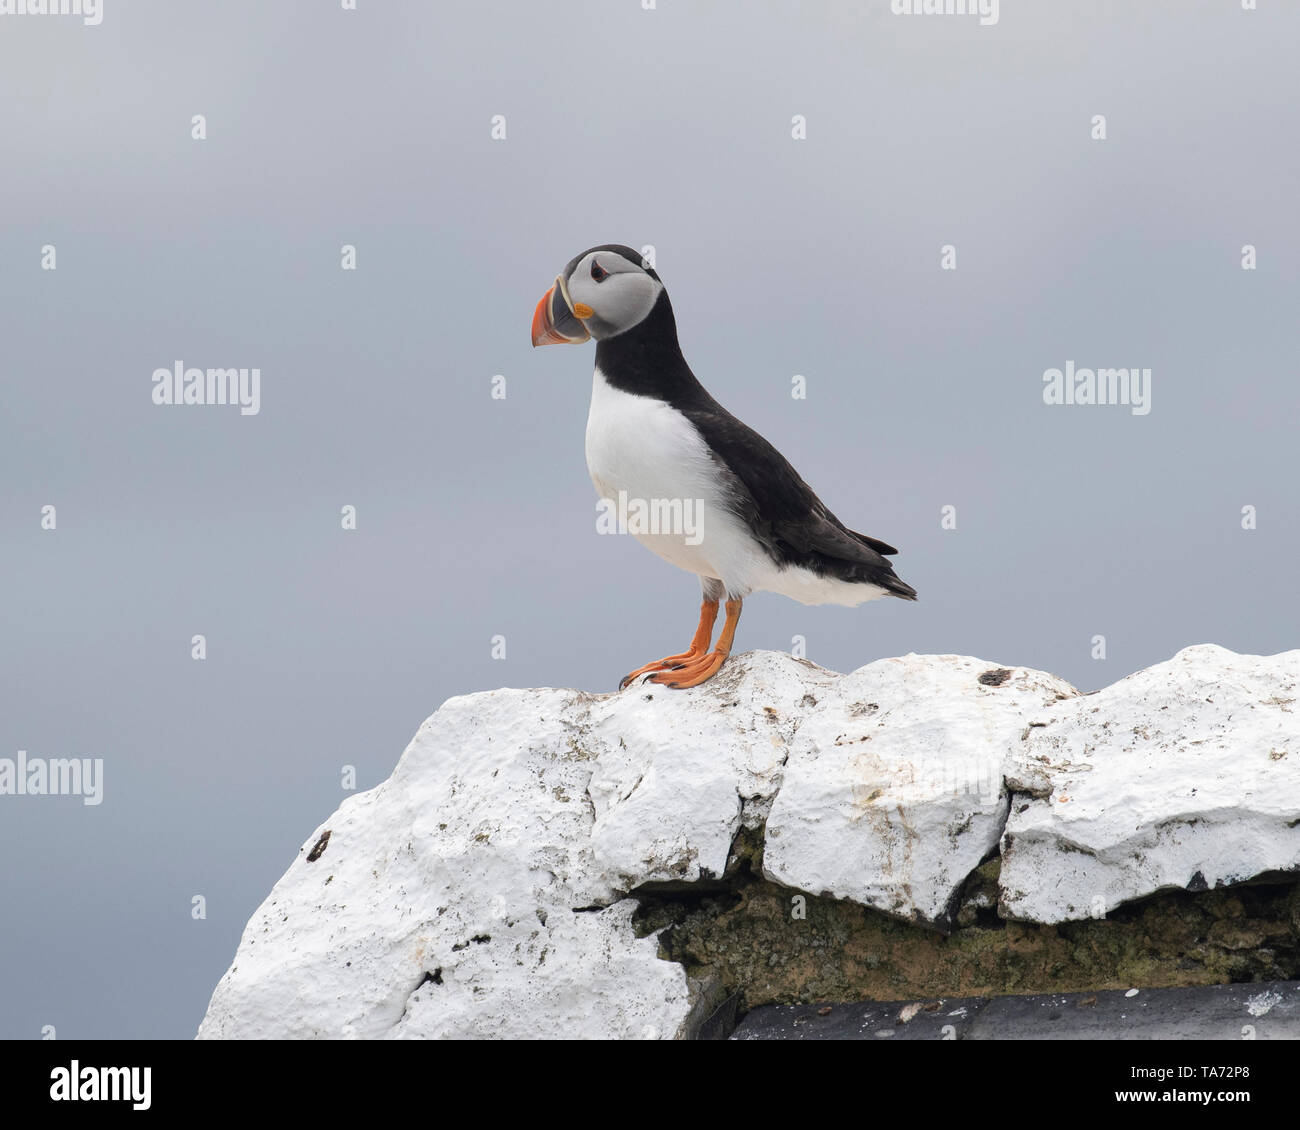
[532,244,916,688]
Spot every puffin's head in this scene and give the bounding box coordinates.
[531,245,664,347]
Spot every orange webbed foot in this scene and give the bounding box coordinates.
[648,649,729,688]
[618,599,718,690]
[626,599,742,691]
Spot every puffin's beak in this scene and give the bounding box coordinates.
[531,276,591,347]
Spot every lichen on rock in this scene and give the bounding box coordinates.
[635,848,1300,1014]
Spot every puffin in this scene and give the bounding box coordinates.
[531,244,916,690]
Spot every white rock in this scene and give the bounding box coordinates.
[199,645,1300,1040]
[999,645,1300,923]
[199,656,803,1040]
[763,653,1077,924]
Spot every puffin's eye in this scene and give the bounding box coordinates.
[591,259,609,282]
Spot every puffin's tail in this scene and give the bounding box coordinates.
[879,572,918,601]
[848,529,917,601]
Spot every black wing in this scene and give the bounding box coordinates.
[680,400,918,601]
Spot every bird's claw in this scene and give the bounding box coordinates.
[619,655,697,690]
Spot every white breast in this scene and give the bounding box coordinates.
[584,369,765,592]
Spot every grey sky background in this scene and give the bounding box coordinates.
[1,0,1297,1038]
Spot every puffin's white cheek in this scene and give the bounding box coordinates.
[605,279,659,333]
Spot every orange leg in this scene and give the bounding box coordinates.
[649,599,742,689]
[619,600,719,690]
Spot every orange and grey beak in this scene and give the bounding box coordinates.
[531,275,592,347]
